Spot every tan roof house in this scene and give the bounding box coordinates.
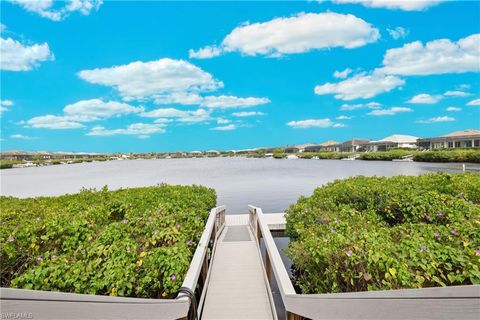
[417,129,480,149]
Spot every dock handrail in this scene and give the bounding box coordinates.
[249,205,295,302]
[249,205,480,320]
[0,205,227,320]
[179,205,225,319]
[180,206,225,293]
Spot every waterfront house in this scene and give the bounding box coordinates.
[304,145,321,152]
[264,147,280,154]
[304,141,339,152]
[206,150,221,156]
[234,148,257,155]
[297,144,315,152]
[169,152,186,158]
[339,139,370,152]
[365,135,418,152]
[417,129,480,150]
[0,150,101,160]
[284,146,300,153]
[189,151,203,157]
[0,150,32,160]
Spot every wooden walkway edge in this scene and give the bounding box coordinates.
[200,216,276,320]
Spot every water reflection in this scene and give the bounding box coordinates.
[1,157,477,213]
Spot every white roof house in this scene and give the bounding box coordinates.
[375,135,419,144]
[366,134,419,151]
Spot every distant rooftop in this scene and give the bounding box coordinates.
[442,129,480,138]
[291,143,315,149]
[319,140,338,146]
[376,134,419,143]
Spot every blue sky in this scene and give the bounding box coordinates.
[1,0,479,152]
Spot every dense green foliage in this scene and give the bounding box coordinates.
[414,149,480,163]
[297,152,353,160]
[286,173,480,294]
[359,149,416,161]
[0,160,21,169]
[1,185,216,298]
[273,152,287,159]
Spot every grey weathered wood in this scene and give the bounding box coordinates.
[1,288,188,320]
[3,206,479,320]
[249,205,480,320]
[181,206,224,293]
[284,293,480,320]
[0,206,227,320]
[253,207,296,300]
[201,222,276,319]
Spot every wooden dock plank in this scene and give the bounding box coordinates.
[201,224,275,320]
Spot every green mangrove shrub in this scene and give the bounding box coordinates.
[414,149,480,163]
[297,152,353,160]
[286,173,480,294]
[0,160,21,169]
[1,184,216,298]
[359,149,416,161]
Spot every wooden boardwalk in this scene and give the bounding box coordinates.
[201,215,276,320]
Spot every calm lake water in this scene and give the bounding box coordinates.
[1,157,478,213]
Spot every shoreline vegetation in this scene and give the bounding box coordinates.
[0,185,216,298]
[285,173,480,294]
[1,148,479,170]
[0,157,110,169]
[2,174,479,298]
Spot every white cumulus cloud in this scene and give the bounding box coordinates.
[216,118,231,124]
[1,37,54,71]
[367,107,412,116]
[232,111,266,117]
[336,115,353,120]
[286,118,344,128]
[190,12,379,58]
[200,95,270,109]
[189,46,222,59]
[0,99,14,114]
[467,98,480,106]
[11,0,102,21]
[78,58,223,101]
[315,73,405,100]
[87,123,166,138]
[417,116,456,123]
[141,108,212,124]
[444,90,472,97]
[211,124,236,131]
[387,26,409,40]
[340,102,381,111]
[26,115,85,129]
[63,99,144,121]
[333,68,352,79]
[25,99,144,129]
[378,34,480,76]
[446,107,461,112]
[327,0,441,11]
[10,134,37,140]
[78,58,269,109]
[407,93,443,104]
